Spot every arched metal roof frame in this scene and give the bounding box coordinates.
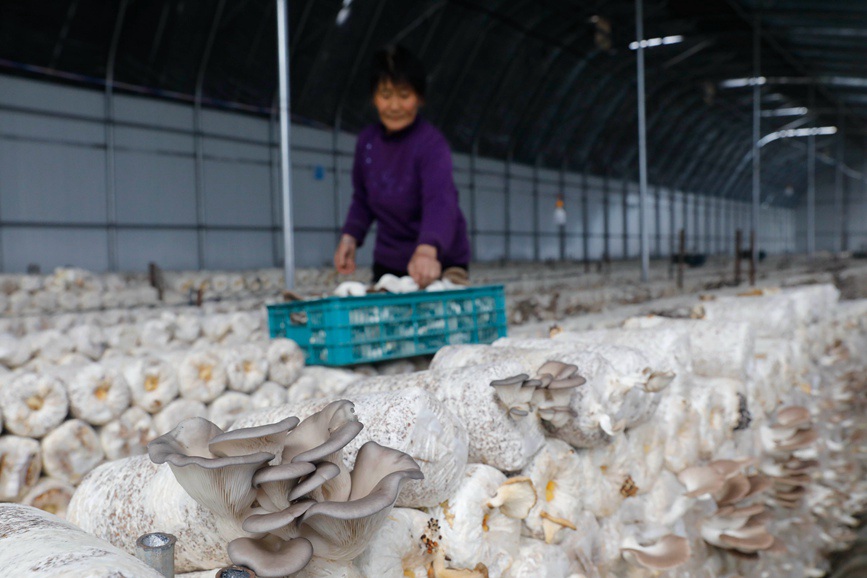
[1,0,866,207]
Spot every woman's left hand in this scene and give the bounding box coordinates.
[408,244,441,289]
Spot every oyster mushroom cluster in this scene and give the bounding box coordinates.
[759,405,818,509]
[678,458,781,559]
[147,400,423,577]
[489,361,586,426]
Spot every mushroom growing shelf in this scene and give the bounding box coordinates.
[267,284,508,366]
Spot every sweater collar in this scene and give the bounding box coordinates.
[378,115,422,141]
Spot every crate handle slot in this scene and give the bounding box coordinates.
[289,311,308,325]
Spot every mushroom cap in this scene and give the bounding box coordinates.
[718,525,776,553]
[714,474,752,506]
[209,416,299,459]
[547,375,587,389]
[743,474,773,499]
[242,500,317,535]
[228,536,314,578]
[677,465,725,497]
[715,502,766,519]
[148,417,224,463]
[774,406,811,428]
[644,371,675,393]
[621,534,691,570]
[282,401,361,464]
[288,462,341,501]
[774,428,818,451]
[252,461,317,511]
[709,458,754,480]
[490,374,529,387]
[486,476,537,519]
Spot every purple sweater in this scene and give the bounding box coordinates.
[341,117,471,272]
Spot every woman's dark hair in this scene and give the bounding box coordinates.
[370,44,426,98]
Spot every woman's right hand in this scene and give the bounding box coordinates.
[334,234,357,275]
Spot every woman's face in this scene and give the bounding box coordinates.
[373,80,422,133]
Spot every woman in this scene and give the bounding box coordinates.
[333,45,471,289]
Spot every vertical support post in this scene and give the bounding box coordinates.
[505,153,512,261]
[558,164,566,261]
[749,229,756,286]
[532,155,540,262]
[104,0,129,272]
[333,123,342,245]
[677,228,685,289]
[807,133,816,255]
[277,0,295,288]
[668,188,675,279]
[469,142,478,260]
[654,185,661,259]
[603,176,610,265]
[735,229,742,284]
[582,171,590,272]
[268,101,281,267]
[751,14,761,271]
[635,0,650,282]
[835,111,844,252]
[622,178,629,260]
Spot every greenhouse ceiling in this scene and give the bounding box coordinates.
[1,0,866,207]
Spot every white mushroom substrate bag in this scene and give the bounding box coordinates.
[266,337,306,386]
[428,463,521,577]
[621,316,756,382]
[112,355,180,414]
[0,332,34,368]
[177,349,228,403]
[701,293,800,340]
[68,324,106,360]
[40,419,104,485]
[224,343,269,393]
[152,398,208,436]
[0,435,42,501]
[353,507,432,578]
[46,362,131,426]
[0,372,68,438]
[68,455,231,573]
[505,539,573,578]
[349,361,546,471]
[469,341,669,448]
[285,365,362,404]
[98,405,157,461]
[207,391,252,430]
[231,386,468,508]
[0,503,167,578]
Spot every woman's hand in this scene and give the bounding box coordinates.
[408,244,441,289]
[334,234,357,275]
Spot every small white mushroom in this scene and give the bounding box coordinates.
[67,363,132,426]
[41,419,104,484]
[99,406,158,460]
[0,435,42,501]
[178,350,228,402]
[335,281,368,297]
[354,508,435,578]
[21,477,76,518]
[677,465,725,498]
[486,476,537,519]
[0,373,69,438]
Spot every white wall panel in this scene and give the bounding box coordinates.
[114,152,197,224]
[0,76,103,117]
[116,230,199,271]
[203,161,272,227]
[115,126,194,154]
[204,231,274,270]
[2,110,104,143]
[203,109,270,141]
[0,141,107,222]
[115,95,193,129]
[2,228,108,272]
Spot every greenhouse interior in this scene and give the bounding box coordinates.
[0,1,866,577]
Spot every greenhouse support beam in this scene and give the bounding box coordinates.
[277,0,295,288]
[635,0,650,282]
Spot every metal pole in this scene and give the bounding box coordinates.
[559,164,566,261]
[470,142,478,260]
[533,155,540,261]
[136,532,176,578]
[622,178,628,260]
[751,11,761,271]
[505,153,512,261]
[635,0,650,282]
[603,176,610,263]
[277,0,295,288]
[582,171,590,271]
[104,0,129,272]
[807,133,816,255]
[835,111,844,252]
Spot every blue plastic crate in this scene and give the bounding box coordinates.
[267,285,508,366]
